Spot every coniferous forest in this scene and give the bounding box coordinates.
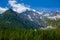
[0,29,60,40]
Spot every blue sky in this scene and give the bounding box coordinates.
[0,0,60,12]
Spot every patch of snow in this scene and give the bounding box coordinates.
[27,15,33,21]
[44,13,49,16]
[37,11,43,15]
[0,7,8,14]
[41,26,56,30]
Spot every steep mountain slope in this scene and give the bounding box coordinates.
[18,9,46,28]
[0,9,25,30]
[0,9,46,30]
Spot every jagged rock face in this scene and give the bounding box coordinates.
[16,9,46,29]
[19,10,45,26]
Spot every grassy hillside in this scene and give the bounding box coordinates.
[46,19,60,28]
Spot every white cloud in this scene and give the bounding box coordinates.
[8,0,31,13]
[0,7,8,14]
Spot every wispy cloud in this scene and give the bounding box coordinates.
[8,0,31,13]
[0,7,8,14]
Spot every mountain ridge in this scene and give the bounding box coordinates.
[0,8,46,30]
[0,8,60,29]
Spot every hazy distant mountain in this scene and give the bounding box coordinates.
[43,11,60,20]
